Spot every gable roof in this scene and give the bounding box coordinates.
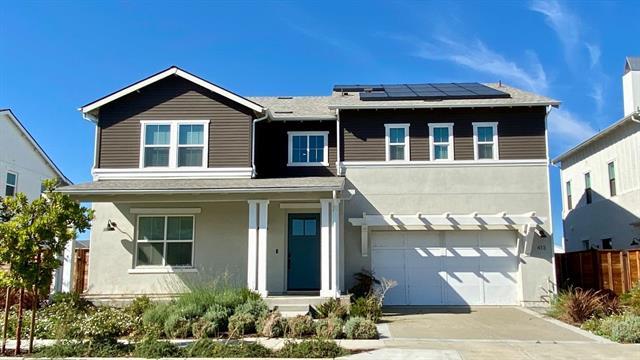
[552,110,640,164]
[0,109,71,185]
[625,56,640,74]
[79,66,265,121]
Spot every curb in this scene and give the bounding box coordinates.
[516,306,615,344]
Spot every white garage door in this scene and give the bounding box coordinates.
[371,230,518,305]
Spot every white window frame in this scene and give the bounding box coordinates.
[607,160,617,197]
[287,131,329,167]
[139,120,210,169]
[428,123,454,161]
[472,122,499,160]
[384,123,410,162]
[134,214,196,269]
[5,171,17,197]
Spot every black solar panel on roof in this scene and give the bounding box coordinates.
[333,82,510,101]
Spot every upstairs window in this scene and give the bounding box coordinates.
[178,124,205,167]
[584,172,592,204]
[472,122,499,160]
[5,172,17,197]
[287,131,329,166]
[140,120,209,168]
[429,123,454,161]
[136,215,194,267]
[385,124,410,161]
[608,161,616,197]
[566,181,573,210]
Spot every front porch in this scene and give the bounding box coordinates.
[59,177,347,303]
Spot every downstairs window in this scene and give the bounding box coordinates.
[136,215,194,267]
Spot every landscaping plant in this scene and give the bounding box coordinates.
[228,312,256,337]
[350,295,383,323]
[315,316,345,339]
[344,316,378,339]
[133,337,184,358]
[314,297,348,319]
[277,339,350,358]
[185,338,272,358]
[285,314,315,338]
[548,287,620,325]
[257,311,286,338]
[620,281,640,314]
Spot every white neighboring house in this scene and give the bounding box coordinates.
[553,57,640,252]
[0,109,75,291]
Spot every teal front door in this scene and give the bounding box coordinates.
[287,213,321,291]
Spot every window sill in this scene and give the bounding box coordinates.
[128,267,198,274]
[287,162,329,167]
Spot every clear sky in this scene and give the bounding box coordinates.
[1,1,639,244]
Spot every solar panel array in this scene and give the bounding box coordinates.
[332,83,510,101]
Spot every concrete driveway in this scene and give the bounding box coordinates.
[381,306,592,341]
[364,306,640,360]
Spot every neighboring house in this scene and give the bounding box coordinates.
[0,109,75,291]
[553,57,640,252]
[59,66,558,307]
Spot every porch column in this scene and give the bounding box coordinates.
[247,201,258,292]
[330,199,341,296]
[320,199,332,297]
[247,200,269,296]
[257,200,269,297]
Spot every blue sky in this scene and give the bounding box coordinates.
[1,1,639,244]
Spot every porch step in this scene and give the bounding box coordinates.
[280,310,310,318]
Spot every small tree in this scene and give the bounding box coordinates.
[0,179,93,354]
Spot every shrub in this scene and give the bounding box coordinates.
[203,304,230,332]
[257,311,287,338]
[176,302,205,320]
[349,270,379,299]
[286,315,315,338]
[609,313,640,343]
[344,317,378,339]
[228,312,256,336]
[164,313,192,338]
[82,306,137,340]
[142,302,174,329]
[234,298,269,318]
[315,316,345,339]
[133,337,184,358]
[34,338,132,358]
[621,282,640,314]
[350,295,382,323]
[548,288,620,325]
[277,339,349,358]
[50,292,92,310]
[186,338,272,358]
[314,298,348,319]
[126,296,153,317]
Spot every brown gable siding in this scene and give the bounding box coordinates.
[341,107,547,161]
[255,121,337,178]
[97,75,254,168]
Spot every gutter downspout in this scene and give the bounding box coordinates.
[335,109,341,175]
[251,109,270,177]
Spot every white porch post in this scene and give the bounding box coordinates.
[257,200,269,297]
[330,199,340,296]
[320,199,332,297]
[247,201,258,292]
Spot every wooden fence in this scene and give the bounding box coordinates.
[73,248,89,293]
[555,249,640,295]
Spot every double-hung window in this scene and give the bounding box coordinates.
[136,215,194,267]
[472,122,499,160]
[428,123,454,161]
[608,161,616,197]
[287,131,329,166]
[5,172,17,197]
[140,120,209,168]
[385,124,410,161]
[566,181,573,210]
[584,172,592,204]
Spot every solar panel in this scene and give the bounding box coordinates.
[335,82,510,101]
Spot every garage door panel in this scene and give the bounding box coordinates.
[371,230,519,306]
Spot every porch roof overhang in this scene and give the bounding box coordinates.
[57,177,345,197]
[349,212,545,229]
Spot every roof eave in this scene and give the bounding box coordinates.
[327,101,560,110]
[57,186,343,196]
[552,112,639,164]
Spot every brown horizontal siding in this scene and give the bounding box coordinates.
[98,75,254,168]
[341,107,547,162]
[255,121,337,178]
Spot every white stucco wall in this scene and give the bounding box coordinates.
[0,112,60,199]
[560,120,640,251]
[342,164,554,305]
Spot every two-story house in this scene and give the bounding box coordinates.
[60,66,558,307]
[0,108,74,292]
[553,57,640,252]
